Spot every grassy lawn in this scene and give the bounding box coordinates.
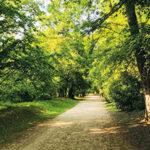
[0,98,78,144]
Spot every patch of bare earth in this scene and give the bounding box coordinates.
[1,96,150,150]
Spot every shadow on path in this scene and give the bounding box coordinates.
[2,95,150,150]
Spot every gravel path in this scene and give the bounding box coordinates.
[1,96,148,150]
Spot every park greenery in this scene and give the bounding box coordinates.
[0,98,78,143]
[0,0,149,120]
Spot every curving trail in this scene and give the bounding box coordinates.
[1,96,150,150]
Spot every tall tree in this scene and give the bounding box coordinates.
[125,0,150,120]
[88,0,150,120]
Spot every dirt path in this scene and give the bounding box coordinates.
[2,96,150,150]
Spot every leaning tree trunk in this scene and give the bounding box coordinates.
[125,0,150,121]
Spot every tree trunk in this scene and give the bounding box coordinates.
[68,86,75,99]
[125,0,150,121]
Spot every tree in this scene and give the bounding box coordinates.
[83,0,150,120]
[125,0,150,120]
[0,0,56,101]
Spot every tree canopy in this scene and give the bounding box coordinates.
[0,0,149,119]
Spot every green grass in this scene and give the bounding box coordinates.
[105,102,118,112]
[0,98,78,144]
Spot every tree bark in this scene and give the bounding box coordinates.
[68,86,75,99]
[125,0,150,121]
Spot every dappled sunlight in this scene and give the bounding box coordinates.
[85,95,101,101]
[38,121,74,127]
[89,126,128,134]
[89,122,150,135]
[2,96,150,150]
[0,0,149,149]
[51,121,74,127]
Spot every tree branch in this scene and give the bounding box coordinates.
[90,0,125,32]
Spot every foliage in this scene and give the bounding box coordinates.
[108,72,145,111]
[0,0,149,114]
[0,0,55,101]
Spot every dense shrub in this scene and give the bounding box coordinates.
[108,72,145,111]
[0,79,35,102]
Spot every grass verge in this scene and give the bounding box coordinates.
[105,102,118,112]
[0,98,78,144]
[106,102,144,124]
